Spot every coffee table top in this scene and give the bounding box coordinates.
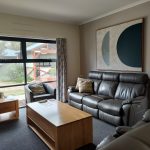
[0,98,18,103]
[27,99,92,127]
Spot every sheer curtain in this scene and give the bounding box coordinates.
[56,38,67,102]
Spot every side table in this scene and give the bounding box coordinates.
[0,99,19,123]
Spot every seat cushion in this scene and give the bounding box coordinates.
[98,99,123,116]
[82,95,104,108]
[99,110,122,126]
[83,105,98,118]
[97,94,112,100]
[33,94,53,101]
[69,92,91,104]
[69,100,83,110]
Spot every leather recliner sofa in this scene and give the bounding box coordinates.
[96,109,150,150]
[68,71,150,126]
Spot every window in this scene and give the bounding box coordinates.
[0,41,22,59]
[0,63,24,86]
[0,36,56,107]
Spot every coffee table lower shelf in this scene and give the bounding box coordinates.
[0,111,18,122]
[28,117,55,150]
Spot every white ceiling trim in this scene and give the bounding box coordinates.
[80,0,150,25]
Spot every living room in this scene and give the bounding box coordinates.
[0,0,150,150]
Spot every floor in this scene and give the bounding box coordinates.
[0,108,115,150]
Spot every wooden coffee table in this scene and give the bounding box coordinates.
[26,99,92,150]
[0,99,19,123]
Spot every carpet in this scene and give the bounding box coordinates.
[0,108,115,150]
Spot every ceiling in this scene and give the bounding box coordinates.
[0,0,149,25]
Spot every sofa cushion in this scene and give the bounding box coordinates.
[98,99,123,116]
[98,81,118,98]
[102,72,119,81]
[120,73,148,84]
[33,93,52,101]
[92,79,101,94]
[97,94,112,100]
[88,71,103,80]
[43,83,56,94]
[29,83,46,95]
[78,80,94,93]
[82,95,103,108]
[75,77,91,90]
[69,92,90,104]
[69,100,83,110]
[83,105,98,118]
[99,110,122,126]
[115,82,145,100]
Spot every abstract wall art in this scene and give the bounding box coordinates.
[96,18,143,72]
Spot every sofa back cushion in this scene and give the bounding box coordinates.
[88,71,103,94]
[98,73,119,97]
[115,73,148,100]
[115,83,145,100]
[88,71,103,80]
[98,81,118,97]
[119,73,148,84]
[88,71,148,99]
[92,80,101,94]
[102,72,119,81]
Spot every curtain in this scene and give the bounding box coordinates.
[56,38,67,102]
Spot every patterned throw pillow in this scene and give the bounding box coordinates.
[78,80,94,93]
[75,77,91,90]
[29,83,46,95]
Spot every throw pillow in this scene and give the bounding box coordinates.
[29,83,46,95]
[78,80,93,93]
[75,77,91,90]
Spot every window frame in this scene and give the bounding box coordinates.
[0,36,56,88]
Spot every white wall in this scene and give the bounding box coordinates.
[80,2,150,77]
[0,13,80,85]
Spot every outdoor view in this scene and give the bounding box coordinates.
[0,40,56,107]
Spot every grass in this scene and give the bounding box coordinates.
[0,81,25,96]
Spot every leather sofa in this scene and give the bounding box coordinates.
[68,71,150,126]
[96,109,150,150]
[25,82,56,103]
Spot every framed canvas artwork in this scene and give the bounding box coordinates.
[96,18,143,72]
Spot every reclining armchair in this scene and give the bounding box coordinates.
[96,109,150,150]
[25,82,56,103]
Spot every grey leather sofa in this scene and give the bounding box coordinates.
[96,109,150,150]
[68,71,150,126]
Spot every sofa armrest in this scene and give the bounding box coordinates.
[122,96,145,105]
[25,85,33,103]
[142,109,150,122]
[68,86,79,93]
[116,126,132,136]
